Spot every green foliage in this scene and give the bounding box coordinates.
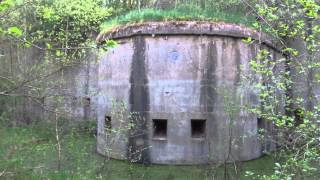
[245,0,320,179]
[101,6,256,32]
[1,0,112,63]
[1,0,319,179]
[104,0,246,16]
[7,26,23,36]
[0,0,14,12]
[247,49,320,179]
[203,0,245,11]
[0,122,276,179]
[32,0,112,61]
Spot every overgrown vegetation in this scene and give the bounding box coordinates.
[1,0,320,179]
[100,5,256,32]
[103,0,247,16]
[244,0,320,179]
[0,121,275,179]
[1,0,112,61]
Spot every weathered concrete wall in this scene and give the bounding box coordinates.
[97,38,134,159]
[96,22,280,164]
[0,37,98,125]
[0,38,45,123]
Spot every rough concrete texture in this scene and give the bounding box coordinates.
[0,37,98,125]
[0,40,45,123]
[96,22,280,164]
[97,21,279,49]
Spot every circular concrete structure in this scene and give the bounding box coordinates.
[96,21,280,164]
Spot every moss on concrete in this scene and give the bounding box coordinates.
[100,8,256,34]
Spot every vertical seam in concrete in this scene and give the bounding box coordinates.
[84,54,91,120]
[128,35,150,164]
[235,39,241,87]
[200,40,217,112]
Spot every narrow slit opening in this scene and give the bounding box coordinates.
[105,115,112,131]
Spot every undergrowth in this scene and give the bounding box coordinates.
[0,121,274,179]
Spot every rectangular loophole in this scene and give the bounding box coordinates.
[257,117,263,129]
[82,97,91,106]
[191,119,206,138]
[153,119,167,139]
[105,115,112,130]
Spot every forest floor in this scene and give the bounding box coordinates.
[0,123,274,179]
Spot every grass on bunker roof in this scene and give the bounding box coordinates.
[0,121,275,179]
[100,7,257,33]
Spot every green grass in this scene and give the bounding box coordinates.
[100,6,256,33]
[0,123,275,179]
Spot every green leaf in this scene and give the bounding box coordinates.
[46,43,52,49]
[106,40,117,48]
[55,50,62,57]
[24,42,31,48]
[8,27,23,37]
[0,0,14,12]
[315,72,320,81]
[242,37,253,44]
[42,6,54,19]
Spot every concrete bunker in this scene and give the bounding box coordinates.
[96,21,279,164]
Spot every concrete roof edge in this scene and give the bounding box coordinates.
[97,21,281,51]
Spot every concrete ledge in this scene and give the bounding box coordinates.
[97,21,279,50]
